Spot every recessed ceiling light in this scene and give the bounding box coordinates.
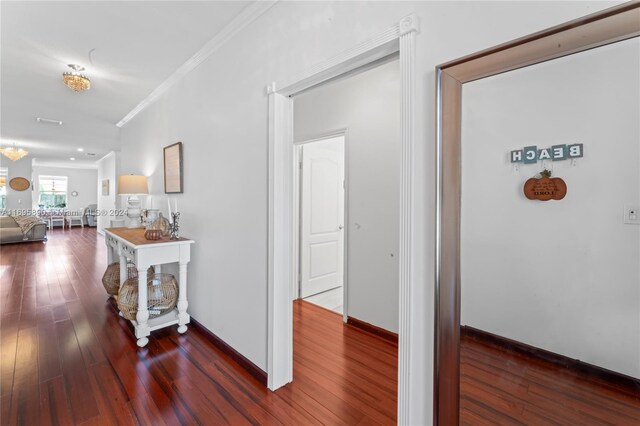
[69,157,76,161]
[77,148,84,152]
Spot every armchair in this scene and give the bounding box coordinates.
[84,204,97,227]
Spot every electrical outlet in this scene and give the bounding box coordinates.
[624,205,640,225]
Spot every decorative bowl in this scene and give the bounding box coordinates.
[144,229,162,240]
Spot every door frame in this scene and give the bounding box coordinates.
[435,3,640,425]
[293,131,348,322]
[267,14,418,423]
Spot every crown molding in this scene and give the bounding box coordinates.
[32,158,98,170]
[97,150,118,163]
[116,0,279,128]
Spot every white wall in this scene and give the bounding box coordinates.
[294,59,400,333]
[461,38,639,378]
[32,165,97,211]
[118,2,619,422]
[1,156,32,210]
[96,152,118,233]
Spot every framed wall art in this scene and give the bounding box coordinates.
[102,179,110,196]
[164,142,183,194]
[9,177,30,191]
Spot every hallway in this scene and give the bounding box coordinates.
[0,228,397,425]
[1,228,638,424]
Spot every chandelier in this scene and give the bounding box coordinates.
[0,147,29,161]
[63,64,91,92]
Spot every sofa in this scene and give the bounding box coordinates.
[0,216,47,244]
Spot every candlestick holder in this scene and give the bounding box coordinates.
[169,212,180,240]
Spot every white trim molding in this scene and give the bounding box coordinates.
[31,158,98,170]
[267,14,420,424]
[398,15,418,426]
[267,91,294,389]
[117,1,279,128]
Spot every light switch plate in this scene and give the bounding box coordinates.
[624,205,640,225]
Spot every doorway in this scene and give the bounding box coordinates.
[286,54,402,423]
[266,15,418,423]
[296,135,345,314]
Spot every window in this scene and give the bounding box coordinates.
[39,175,68,208]
[0,167,6,209]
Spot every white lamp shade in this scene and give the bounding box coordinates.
[118,175,149,195]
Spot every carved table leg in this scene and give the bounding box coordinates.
[177,261,189,334]
[107,241,114,265]
[136,266,150,347]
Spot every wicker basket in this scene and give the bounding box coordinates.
[117,273,178,321]
[102,262,154,296]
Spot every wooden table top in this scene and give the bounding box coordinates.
[105,227,192,246]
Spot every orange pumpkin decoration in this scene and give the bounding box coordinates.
[523,169,567,201]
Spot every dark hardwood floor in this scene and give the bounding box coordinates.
[1,227,638,425]
[0,227,397,425]
[460,334,640,425]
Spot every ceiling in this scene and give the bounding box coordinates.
[0,1,251,167]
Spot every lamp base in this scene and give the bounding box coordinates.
[126,195,142,228]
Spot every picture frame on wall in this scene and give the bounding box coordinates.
[102,179,109,196]
[164,142,183,194]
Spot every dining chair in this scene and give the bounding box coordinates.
[67,208,85,228]
[50,210,66,228]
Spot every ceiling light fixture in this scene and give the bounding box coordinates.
[0,146,29,162]
[36,117,63,125]
[63,64,91,92]
[77,148,84,152]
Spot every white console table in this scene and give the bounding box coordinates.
[104,227,194,347]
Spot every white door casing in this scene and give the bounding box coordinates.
[267,14,418,425]
[300,137,345,299]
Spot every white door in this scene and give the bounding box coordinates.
[300,136,345,298]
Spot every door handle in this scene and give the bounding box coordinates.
[338,225,344,230]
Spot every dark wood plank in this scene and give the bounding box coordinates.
[0,312,19,397]
[7,326,40,425]
[0,394,11,426]
[39,376,74,426]
[87,361,137,425]
[55,319,100,424]
[129,395,168,426]
[38,323,62,383]
[66,300,106,367]
[52,303,70,323]
[12,327,38,388]
[36,306,54,326]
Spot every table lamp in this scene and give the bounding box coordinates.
[117,175,149,228]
